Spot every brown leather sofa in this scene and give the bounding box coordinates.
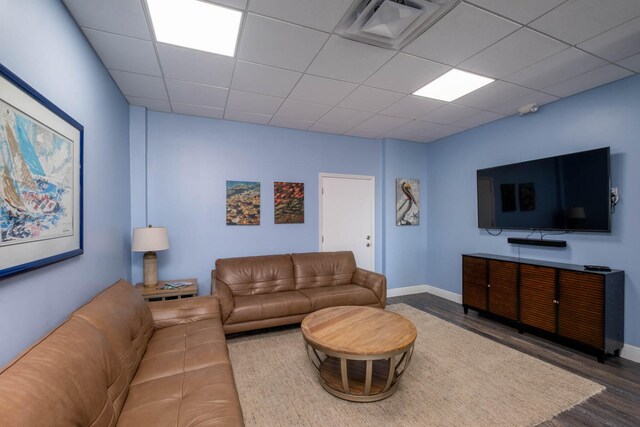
[0,280,243,427]
[212,251,387,334]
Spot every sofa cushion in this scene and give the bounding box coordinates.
[299,284,380,311]
[216,254,295,296]
[227,290,311,324]
[292,251,356,289]
[0,316,126,427]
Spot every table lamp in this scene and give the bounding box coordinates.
[132,225,169,287]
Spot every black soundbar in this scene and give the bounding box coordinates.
[507,237,567,247]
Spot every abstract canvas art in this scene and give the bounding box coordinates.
[226,181,260,225]
[0,64,83,279]
[274,182,304,224]
[396,178,419,226]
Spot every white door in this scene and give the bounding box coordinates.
[320,174,375,270]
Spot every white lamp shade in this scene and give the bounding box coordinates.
[132,227,170,252]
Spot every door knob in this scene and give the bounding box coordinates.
[366,243,371,247]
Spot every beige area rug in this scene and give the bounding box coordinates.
[226,304,604,426]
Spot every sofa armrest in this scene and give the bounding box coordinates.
[148,296,221,330]
[211,269,234,323]
[352,267,387,307]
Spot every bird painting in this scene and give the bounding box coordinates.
[396,178,420,226]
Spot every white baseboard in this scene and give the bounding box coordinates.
[388,284,639,364]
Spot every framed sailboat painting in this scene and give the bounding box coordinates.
[0,64,83,279]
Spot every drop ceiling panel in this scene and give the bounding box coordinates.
[165,79,228,108]
[460,28,568,78]
[231,61,302,98]
[274,99,332,121]
[344,128,384,139]
[403,3,519,66]
[110,70,168,100]
[269,116,314,131]
[365,53,450,94]
[172,103,225,119]
[454,81,532,110]
[224,110,272,125]
[237,14,329,72]
[618,53,640,72]
[419,104,482,125]
[126,96,172,113]
[349,115,411,136]
[577,17,640,62]
[467,0,565,24]
[288,75,357,106]
[83,28,160,76]
[248,0,353,32]
[392,120,442,137]
[530,0,640,45]
[504,48,606,90]
[156,44,235,87]
[317,107,373,127]
[381,96,446,119]
[62,0,151,40]
[542,64,634,98]
[487,91,559,115]
[309,122,354,135]
[209,0,247,10]
[429,124,466,139]
[226,90,284,115]
[453,110,504,128]
[307,36,395,83]
[338,86,405,113]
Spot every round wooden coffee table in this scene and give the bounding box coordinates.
[301,306,417,402]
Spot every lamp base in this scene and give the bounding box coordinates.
[143,251,158,288]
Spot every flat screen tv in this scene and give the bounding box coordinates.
[477,147,610,232]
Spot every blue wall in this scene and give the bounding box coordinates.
[0,0,131,365]
[130,112,388,291]
[425,73,640,347]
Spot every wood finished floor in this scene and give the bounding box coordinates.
[388,293,640,426]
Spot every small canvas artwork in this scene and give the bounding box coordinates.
[501,183,516,212]
[396,178,419,226]
[226,181,260,225]
[274,182,304,224]
[519,183,535,211]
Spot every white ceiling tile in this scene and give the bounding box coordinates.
[308,122,353,134]
[453,111,505,128]
[237,14,329,72]
[542,64,634,97]
[209,0,247,9]
[317,108,373,127]
[156,44,235,87]
[344,128,383,139]
[224,110,272,125]
[403,3,519,66]
[460,28,568,78]
[365,53,450,93]
[467,0,565,24]
[384,131,435,143]
[269,117,314,131]
[429,124,467,139]
[307,36,395,83]
[530,0,640,45]
[350,115,411,136]
[419,104,482,125]
[110,70,168,100]
[171,103,225,119]
[337,86,405,113]
[248,0,353,32]
[381,96,446,119]
[504,48,606,90]
[165,79,228,108]
[126,96,172,113]
[231,61,301,98]
[288,75,357,106]
[487,91,559,115]
[454,81,532,109]
[577,17,640,62]
[63,0,151,39]
[392,120,442,137]
[274,99,332,121]
[226,90,284,115]
[618,53,640,72]
[83,29,160,76]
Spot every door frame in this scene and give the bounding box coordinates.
[319,172,375,270]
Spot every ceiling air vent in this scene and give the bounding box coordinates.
[336,0,461,50]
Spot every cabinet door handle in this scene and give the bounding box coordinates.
[487,284,491,288]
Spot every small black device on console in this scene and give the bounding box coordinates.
[584,265,612,272]
[507,237,567,247]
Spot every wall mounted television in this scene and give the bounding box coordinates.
[477,147,611,232]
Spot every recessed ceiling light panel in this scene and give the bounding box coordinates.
[413,69,494,102]
[147,0,242,57]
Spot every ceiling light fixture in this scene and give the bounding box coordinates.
[146,0,242,57]
[413,69,494,102]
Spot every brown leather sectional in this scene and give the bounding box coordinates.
[212,251,387,334]
[0,280,243,426]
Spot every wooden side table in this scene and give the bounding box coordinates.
[135,278,198,301]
